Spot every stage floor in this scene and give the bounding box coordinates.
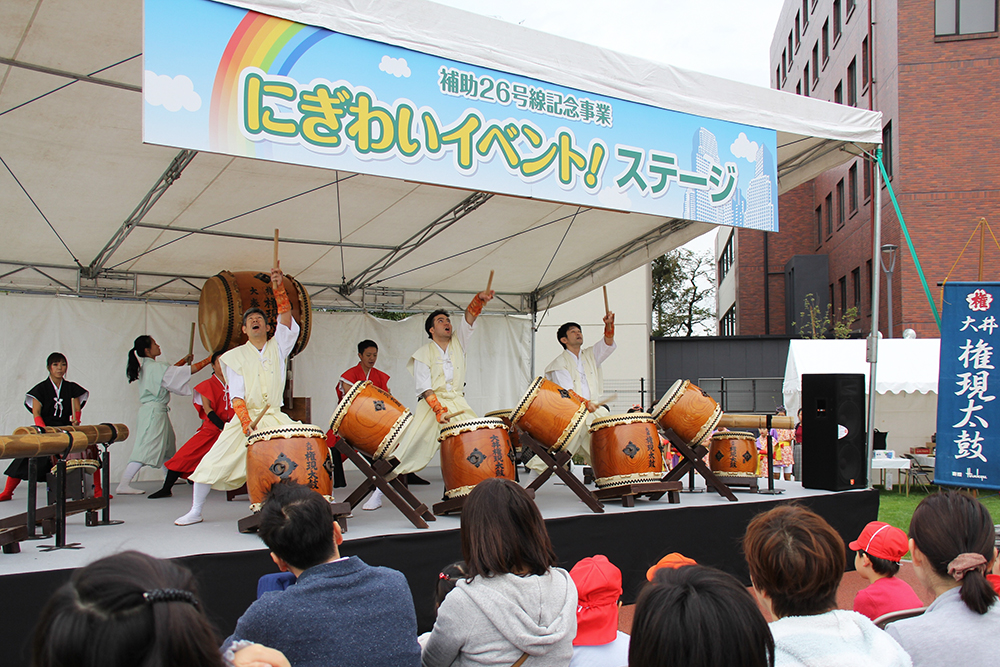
[1,464,849,576]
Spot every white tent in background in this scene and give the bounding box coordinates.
[783,339,941,455]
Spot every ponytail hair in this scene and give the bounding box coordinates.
[127,336,153,384]
[909,490,997,614]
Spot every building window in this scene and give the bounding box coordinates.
[847,0,856,19]
[816,205,823,246]
[863,159,872,200]
[849,162,859,213]
[796,80,802,95]
[803,0,810,28]
[839,276,847,315]
[825,193,833,236]
[776,66,781,89]
[782,50,787,83]
[718,234,735,282]
[847,58,857,106]
[812,43,820,82]
[796,13,802,48]
[866,260,873,314]
[836,179,846,228]
[862,37,870,89]
[833,0,843,41]
[720,305,736,336]
[935,0,998,36]
[822,19,830,64]
[803,66,811,96]
[788,32,794,62]
[829,284,835,319]
[852,267,861,308]
[882,121,894,180]
[834,81,843,104]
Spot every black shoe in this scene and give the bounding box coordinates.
[406,473,431,485]
[147,488,172,499]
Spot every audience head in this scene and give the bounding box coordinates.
[32,550,222,667]
[908,490,997,614]
[556,322,582,349]
[775,406,786,416]
[646,552,697,581]
[569,555,622,646]
[849,521,908,576]
[629,565,774,667]
[742,504,845,619]
[461,478,557,578]
[433,561,467,614]
[258,481,340,572]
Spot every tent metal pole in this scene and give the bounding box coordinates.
[530,308,537,378]
[865,147,884,490]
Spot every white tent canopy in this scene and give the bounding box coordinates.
[783,339,941,454]
[0,0,882,313]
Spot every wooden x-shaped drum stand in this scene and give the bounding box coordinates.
[661,429,738,502]
[520,431,604,512]
[336,440,435,529]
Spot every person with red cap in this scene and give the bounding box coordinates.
[569,556,629,667]
[850,521,923,621]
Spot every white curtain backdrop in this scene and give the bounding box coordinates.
[0,294,531,482]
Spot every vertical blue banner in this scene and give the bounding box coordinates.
[936,282,1000,490]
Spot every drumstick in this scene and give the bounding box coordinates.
[443,409,466,421]
[592,392,618,409]
[486,270,494,293]
[248,403,270,432]
[603,285,609,316]
[273,229,279,269]
[188,322,196,357]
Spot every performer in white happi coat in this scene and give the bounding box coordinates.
[527,312,616,471]
[363,288,494,510]
[176,265,300,525]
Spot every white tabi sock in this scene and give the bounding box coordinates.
[175,482,211,525]
[362,488,383,510]
[116,461,146,494]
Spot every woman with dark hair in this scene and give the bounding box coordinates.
[885,491,1000,665]
[629,564,774,667]
[421,478,577,666]
[118,335,208,495]
[32,550,289,667]
[742,504,910,666]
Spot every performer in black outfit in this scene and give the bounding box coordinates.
[0,352,90,501]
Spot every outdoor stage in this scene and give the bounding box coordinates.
[0,465,878,666]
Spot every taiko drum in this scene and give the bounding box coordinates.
[246,424,332,511]
[589,413,664,489]
[651,379,723,446]
[484,409,522,456]
[438,418,516,499]
[510,377,587,452]
[708,431,759,477]
[329,381,412,460]
[199,270,312,357]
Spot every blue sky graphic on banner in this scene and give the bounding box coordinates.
[936,282,1000,491]
[143,0,779,230]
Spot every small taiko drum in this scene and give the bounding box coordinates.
[246,424,332,511]
[651,380,723,446]
[199,270,312,358]
[511,377,587,452]
[329,381,412,460]
[708,431,758,477]
[589,413,664,489]
[484,409,522,456]
[439,418,516,499]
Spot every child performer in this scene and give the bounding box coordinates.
[1,353,91,501]
[118,336,208,495]
[850,520,924,620]
[148,351,233,499]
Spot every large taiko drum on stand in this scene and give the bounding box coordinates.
[511,377,587,452]
[484,409,521,457]
[589,413,664,489]
[246,424,332,511]
[708,431,758,477]
[439,418,516,499]
[651,380,723,446]
[199,270,312,357]
[329,381,412,460]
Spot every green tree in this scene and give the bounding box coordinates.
[793,293,858,339]
[651,249,716,337]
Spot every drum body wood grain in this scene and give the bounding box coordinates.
[708,431,758,477]
[484,409,521,455]
[651,379,723,446]
[589,413,663,489]
[511,377,587,452]
[246,424,331,510]
[329,381,411,460]
[439,418,515,499]
[199,270,312,357]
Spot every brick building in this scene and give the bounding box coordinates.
[717,0,999,339]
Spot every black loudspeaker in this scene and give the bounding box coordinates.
[801,373,867,491]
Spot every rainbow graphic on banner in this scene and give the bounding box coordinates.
[209,10,328,154]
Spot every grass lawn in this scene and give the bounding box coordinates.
[877,486,1000,535]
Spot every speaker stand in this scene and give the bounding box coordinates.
[758,415,785,495]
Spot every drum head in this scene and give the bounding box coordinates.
[438,417,506,441]
[198,272,241,354]
[651,379,688,420]
[248,424,325,446]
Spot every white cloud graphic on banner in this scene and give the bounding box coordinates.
[379,56,411,78]
[730,132,758,162]
[144,71,201,112]
[599,186,632,209]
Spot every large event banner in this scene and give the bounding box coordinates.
[935,282,1000,491]
[143,0,779,230]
